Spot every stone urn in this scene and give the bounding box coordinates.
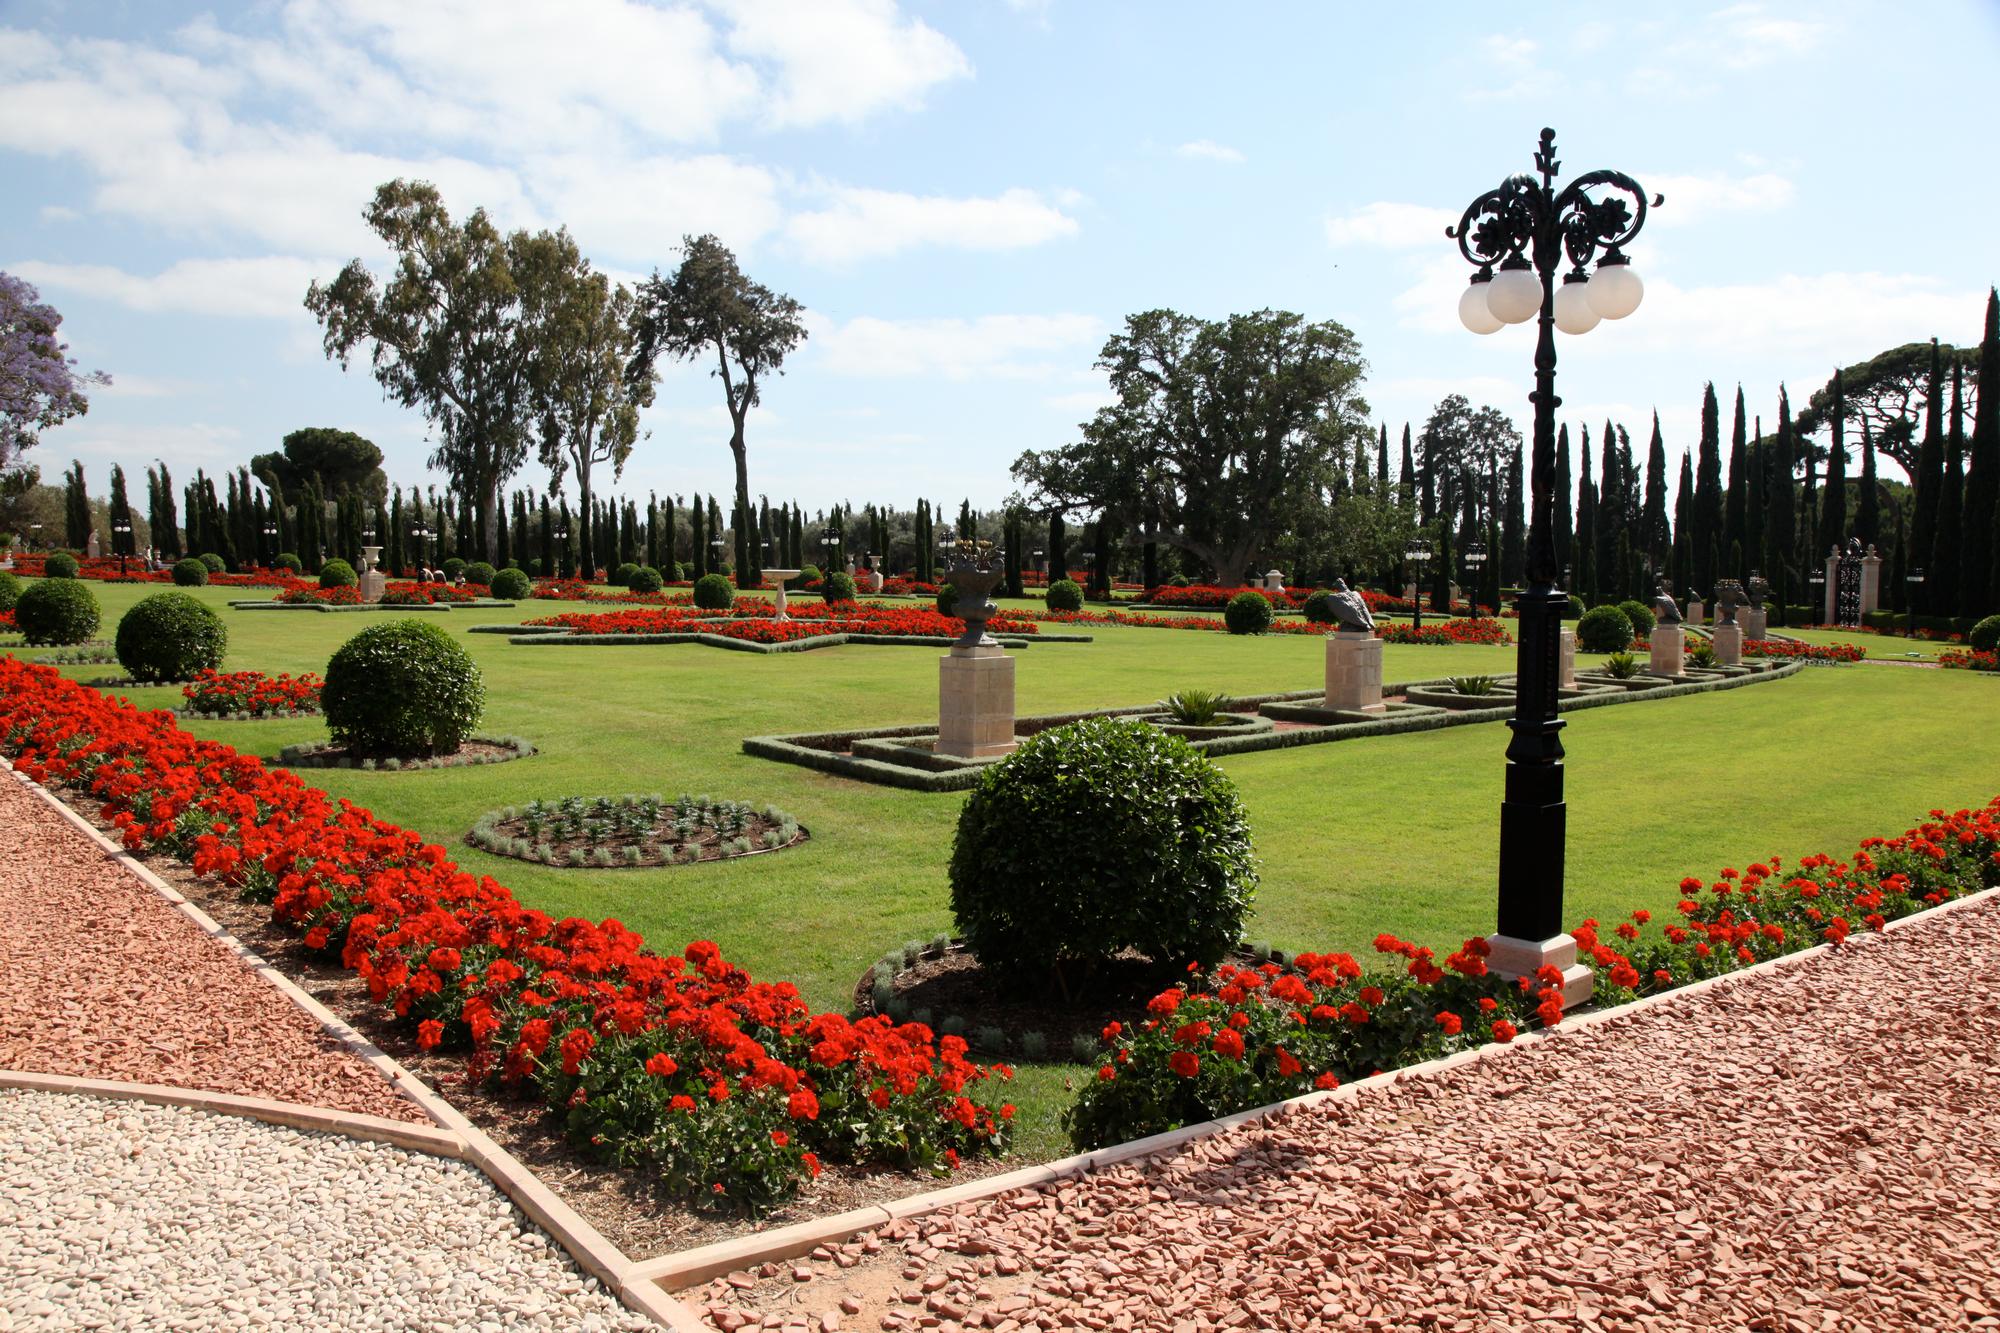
[944,568,1004,649]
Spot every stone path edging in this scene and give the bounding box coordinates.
[0,757,706,1333]
[629,882,1999,1297]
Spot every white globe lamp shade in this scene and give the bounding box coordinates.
[1586,260,1644,319]
[1484,263,1542,324]
[1553,279,1601,335]
[1459,281,1504,335]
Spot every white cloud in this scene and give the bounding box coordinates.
[9,257,328,320]
[1685,3,1827,68]
[43,420,242,467]
[716,0,971,128]
[1175,139,1244,164]
[811,312,1103,380]
[785,187,1079,264]
[1640,171,1793,226]
[1324,202,1459,250]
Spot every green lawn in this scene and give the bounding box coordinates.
[10,579,1996,1158]
[1764,624,1956,659]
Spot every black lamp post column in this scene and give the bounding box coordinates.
[1448,128,1660,1007]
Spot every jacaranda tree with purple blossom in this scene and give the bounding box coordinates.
[1,272,109,482]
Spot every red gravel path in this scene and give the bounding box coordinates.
[694,896,2000,1331]
[0,771,425,1122]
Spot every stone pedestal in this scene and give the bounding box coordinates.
[863,568,884,594]
[1262,569,1286,594]
[1823,552,1841,625]
[1743,607,1767,640]
[1559,628,1577,690]
[764,569,801,622]
[359,544,386,603]
[1860,550,1883,617]
[1324,630,1385,713]
[1485,932,1594,1010]
[1686,598,1705,625]
[1712,624,1743,666]
[937,646,1017,759]
[1649,624,1685,677]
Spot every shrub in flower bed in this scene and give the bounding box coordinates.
[0,570,19,613]
[821,571,858,604]
[323,619,484,757]
[1377,618,1512,646]
[199,553,226,574]
[1223,590,1275,635]
[1576,603,1635,652]
[1969,615,2000,653]
[1743,639,1863,664]
[182,668,324,718]
[172,557,209,587]
[1144,584,1302,611]
[0,657,1013,1211]
[1618,599,1656,638]
[490,567,532,600]
[277,583,362,605]
[275,553,303,573]
[1939,648,1998,672]
[0,608,15,633]
[114,592,228,683]
[693,573,735,610]
[626,565,663,594]
[15,577,99,644]
[469,793,806,868]
[319,558,358,589]
[531,578,594,600]
[465,562,496,587]
[950,717,1257,997]
[44,551,80,579]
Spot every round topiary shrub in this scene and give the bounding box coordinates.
[490,567,531,600]
[322,620,485,757]
[1577,604,1635,653]
[0,570,22,613]
[822,571,858,604]
[949,716,1257,992]
[442,557,466,581]
[275,552,303,574]
[627,565,663,594]
[114,592,227,683]
[199,553,225,574]
[791,564,821,590]
[1562,594,1585,620]
[319,558,357,589]
[1169,574,1191,588]
[172,557,209,587]
[692,573,735,610]
[610,562,638,588]
[1045,578,1083,612]
[1223,590,1274,635]
[936,583,959,616]
[44,551,80,579]
[1618,599,1656,639]
[1970,614,2000,653]
[1301,590,1335,624]
[465,561,495,587]
[525,558,543,577]
[16,578,99,645]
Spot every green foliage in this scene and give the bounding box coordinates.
[692,573,734,610]
[275,552,302,573]
[322,619,485,757]
[199,553,225,574]
[0,570,18,612]
[935,582,959,616]
[490,567,531,600]
[115,591,227,683]
[465,561,496,586]
[43,551,79,579]
[1971,615,2000,653]
[1563,594,1585,620]
[791,564,820,590]
[1446,675,1500,696]
[1045,578,1083,612]
[1603,651,1640,679]
[319,558,357,589]
[252,427,388,505]
[627,565,663,594]
[821,571,857,604]
[1688,642,1718,668]
[1157,688,1228,726]
[1577,604,1635,652]
[442,557,466,580]
[611,562,638,587]
[1300,590,1335,624]
[1223,590,1274,635]
[15,577,99,644]
[170,557,210,587]
[948,716,1257,995]
[1169,574,1191,588]
[1618,599,1656,638]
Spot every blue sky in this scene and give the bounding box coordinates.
[4,0,1997,512]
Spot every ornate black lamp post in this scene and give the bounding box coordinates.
[822,527,841,573]
[1464,540,1488,616]
[550,526,567,580]
[1904,566,1924,637]
[1447,127,1660,1000]
[113,517,132,577]
[1405,538,1430,631]
[262,520,277,568]
[412,523,435,577]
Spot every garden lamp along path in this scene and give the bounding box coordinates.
[1447,127,1661,1009]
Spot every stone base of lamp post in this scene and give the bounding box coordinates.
[1743,607,1767,640]
[764,570,800,622]
[1649,625,1685,676]
[1711,623,1743,666]
[1324,630,1386,713]
[937,645,1017,759]
[1559,628,1577,690]
[1485,931,1594,1010]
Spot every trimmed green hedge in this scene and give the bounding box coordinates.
[115,591,228,683]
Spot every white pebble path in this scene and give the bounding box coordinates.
[0,1090,652,1332]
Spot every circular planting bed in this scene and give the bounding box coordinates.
[276,734,536,771]
[1136,711,1273,739]
[466,792,808,867]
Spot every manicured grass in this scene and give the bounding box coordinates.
[12,578,1994,1160]
[1764,625,1954,659]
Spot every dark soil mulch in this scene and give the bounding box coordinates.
[477,812,806,868]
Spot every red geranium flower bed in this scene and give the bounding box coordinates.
[0,609,14,633]
[0,659,1012,1210]
[1144,584,1303,611]
[1743,639,1864,663]
[1378,618,1513,646]
[276,584,363,605]
[182,669,323,717]
[1939,648,1998,672]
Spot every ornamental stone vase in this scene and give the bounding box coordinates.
[944,568,1004,650]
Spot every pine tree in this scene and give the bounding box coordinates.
[1931,364,1965,616]
[1723,387,1748,582]
[1855,423,1880,546]
[1964,287,2000,615]
[1817,369,1849,560]
[1694,384,1723,594]
[1642,414,1669,582]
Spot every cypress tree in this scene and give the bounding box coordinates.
[1048,510,1066,582]
[1932,364,1965,616]
[1964,287,2000,615]
[388,490,405,575]
[1005,507,1025,597]
[1575,433,1597,602]
[1502,445,1524,587]
[1642,414,1669,582]
[1376,423,1389,488]
[1817,369,1849,560]
[1745,417,1764,583]
[1855,423,1880,546]
[662,496,678,574]
[1351,437,1370,495]
[1723,386,1749,581]
[1888,509,1907,614]
[1910,340,1946,614]
[1595,424,1619,599]
[1694,384,1722,594]
[1671,452,1693,597]
[1399,424,1416,515]
[538,496,553,576]
[107,464,132,565]
[690,496,706,578]
[709,496,724,573]
[1553,423,1573,571]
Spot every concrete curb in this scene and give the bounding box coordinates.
[634,883,1999,1297]
[0,757,706,1333]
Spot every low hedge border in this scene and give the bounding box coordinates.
[177,705,323,721]
[227,600,518,613]
[276,733,537,771]
[1136,711,1275,739]
[19,646,117,665]
[744,661,1805,789]
[466,795,808,869]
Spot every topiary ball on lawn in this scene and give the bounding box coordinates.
[172,557,209,587]
[1618,599,1657,639]
[1577,604,1635,653]
[322,620,485,757]
[115,592,227,683]
[1970,614,2000,653]
[319,559,357,589]
[442,557,466,581]
[275,552,303,573]
[1223,590,1274,635]
[489,567,531,600]
[199,553,225,574]
[626,565,663,594]
[44,551,80,579]
[822,571,857,604]
[610,562,638,588]
[464,561,495,587]
[692,573,735,610]
[1562,594,1585,620]
[1301,590,1336,624]
[1045,578,1083,612]
[791,564,820,590]
[16,578,99,645]
[0,570,21,613]
[950,716,1257,994]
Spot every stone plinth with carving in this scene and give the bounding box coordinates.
[936,565,1016,759]
[359,545,386,603]
[1711,623,1743,666]
[1649,624,1685,677]
[1324,630,1385,713]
